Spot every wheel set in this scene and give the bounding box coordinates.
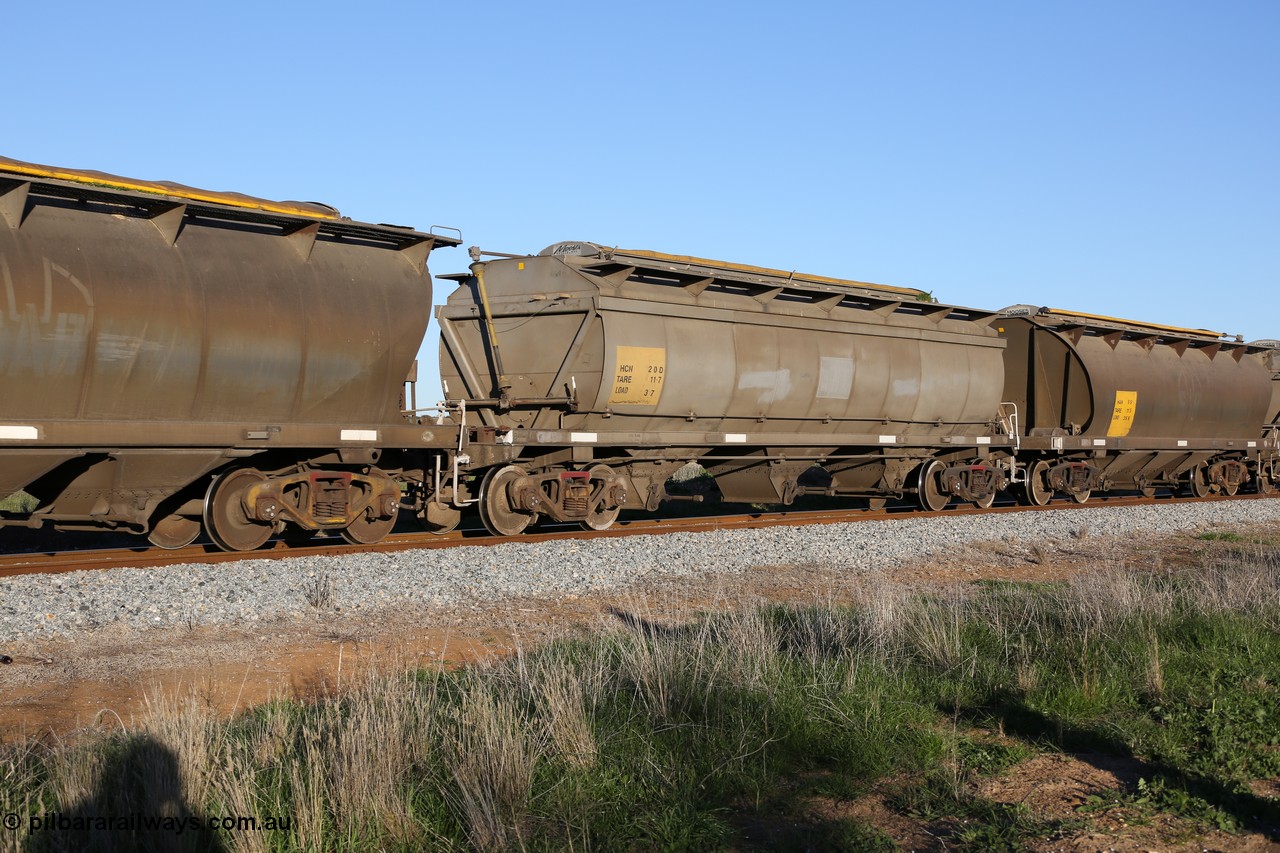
[477,464,627,537]
[144,466,404,553]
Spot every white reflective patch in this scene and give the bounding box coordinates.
[891,378,921,397]
[879,435,897,444]
[0,425,38,440]
[976,437,992,445]
[724,433,747,443]
[1177,440,1188,447]
[340,429,378,442]
[570,432,597,443]
[738,368,792,404]
[816,357,854,400]
[95,332,167,364]
[1052,437,1065,450]
[1248,441,1257,448]
[1093,439,1106,446]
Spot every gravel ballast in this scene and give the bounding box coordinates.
[3,499,1280,644]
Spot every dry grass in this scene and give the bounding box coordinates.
[443,677,542,851]
[530,649,600,770]
[4,553,1279,852]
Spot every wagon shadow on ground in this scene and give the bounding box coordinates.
[948,698,1280,841]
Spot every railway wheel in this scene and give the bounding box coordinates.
[866,497,888,511]
[1022,460,1053,507]
[916,460,949,512]
[341,514,397,545]
[479,465,535,536]
[972,490,996,510]
[204,469,273,552]
[1187,465,1213,498]
[419,500,462,535]
[582,464,622,531]
[341,488,399,545]
[1071,488,1091,504]
[1223,479,1240,497]
[1258,470,1275,495]
[148,514,201,550]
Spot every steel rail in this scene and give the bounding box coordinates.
[1,492,1272,579]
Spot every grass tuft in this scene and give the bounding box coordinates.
[5,554,1279,850]
[0,490,37,512]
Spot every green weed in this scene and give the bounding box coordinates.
[0,490,36,512]
[1196,531,1248,542]
[4,556,1280,851]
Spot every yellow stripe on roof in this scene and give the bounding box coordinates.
[618,248,929,298]
[0,157,339,220]
[1043,308,1224,339]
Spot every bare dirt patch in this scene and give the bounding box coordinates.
[980,754,1280,853]
[2,521,1277,742]
[2,519,1279,849]
[978,753,1132,819]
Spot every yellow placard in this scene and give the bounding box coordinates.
[608,346,666,406]
[1106,390,1138,437]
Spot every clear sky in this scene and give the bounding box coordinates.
[6,1,1277,399]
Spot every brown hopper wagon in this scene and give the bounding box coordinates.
[436,242,1018,535]
[997,307,1277,503]
[2,156,1276,552]
[435,244,1278,535]
[0,157,459,550]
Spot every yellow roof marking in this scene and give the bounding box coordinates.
[1043,308,1224,339]
[0,159,339,220]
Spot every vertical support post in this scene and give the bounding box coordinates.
[470,247,511,406]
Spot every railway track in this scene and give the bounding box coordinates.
[0,492,1268,579]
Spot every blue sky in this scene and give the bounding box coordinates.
[7,1,1277,397]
